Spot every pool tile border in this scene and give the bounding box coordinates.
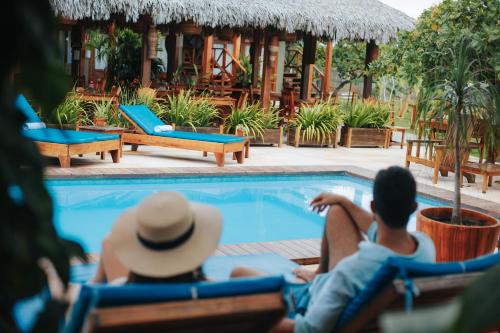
[45,165,500,218]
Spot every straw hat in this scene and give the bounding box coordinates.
[108,192,222,278]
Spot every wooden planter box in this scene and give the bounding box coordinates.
[287,127,337,148]
[249,127,283,147]
[173,125,223,134]
[340,127,389,148]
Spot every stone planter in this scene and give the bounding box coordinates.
[417,207,500,262]
[250,127,283,147]
[339,127,389,148]
[287,127,337,148]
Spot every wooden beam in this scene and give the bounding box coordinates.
[362,40,379,99]
[250,30,262,88]
[70,24,83,85]
[260,33,279,110]
[166,32,180,82]
[231,34,242,77]
[140,18,152,87]
[322,40,333,100]
[300,34,317,101]
[202,33,214,78]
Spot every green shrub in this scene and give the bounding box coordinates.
[342,102,390,128]
[47,90,89,127]
[164,90,219,130]
[291,102,343,144]
[224,103,266,140]
[262,106,282,129]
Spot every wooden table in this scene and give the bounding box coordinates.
[78,125,126,159]
[461,162,500,193]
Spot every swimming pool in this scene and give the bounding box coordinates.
[46,173,448,253]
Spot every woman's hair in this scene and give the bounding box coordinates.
[127,266,206,284]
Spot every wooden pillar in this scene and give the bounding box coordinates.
[260,33,279,110]
[231,34,241,77]
[250,30,262,88]
[300,34,317,101]
[362,40,379,99]
[322,40,333,100]
[202,33,214,79]
[70,24,83,85]
[140,18,152,87]
[166,32,180,82]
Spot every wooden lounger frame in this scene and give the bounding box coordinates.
[36,140,121,168]
[86,291,285,333]
[338,272,481,333]
[119,108,245,167]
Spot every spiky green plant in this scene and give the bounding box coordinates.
[291,102,343,144]
[224,103,266,140]
[92,99,114,120]
[342,102,390,129]
[165,90,196,129]
[49,90,88,127]
[189,98,219,128]
[262,106,282,129]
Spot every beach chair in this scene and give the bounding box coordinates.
[16,95,121,168]
[405,121,479,184]
[119,104,246,167]
[64,276,286,333]
[334,252,500,333]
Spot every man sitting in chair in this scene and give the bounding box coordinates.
[232,166,436,333]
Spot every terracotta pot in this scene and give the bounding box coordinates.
[417,207,500,262]
[94,118,107,127]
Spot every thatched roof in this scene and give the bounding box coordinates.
[51,0,415,43]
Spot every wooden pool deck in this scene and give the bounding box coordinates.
[216,239,321,265]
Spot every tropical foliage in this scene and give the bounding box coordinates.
[2,0,85,331]
[87,28,164,89]
[165,90,219,130]
[342,102,391,129]
[291,101,343,144]
[46,90,87,127]
[224,103,266,139]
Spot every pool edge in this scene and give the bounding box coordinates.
[44,165,500,218]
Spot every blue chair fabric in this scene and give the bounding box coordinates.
[22,128,119,144]
[15,95,42,123]
[335,252,500,330]
[64,275,285,333]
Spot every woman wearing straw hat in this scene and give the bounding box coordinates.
[91,191,222,284]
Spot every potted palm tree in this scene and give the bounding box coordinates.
[416,37,499,262]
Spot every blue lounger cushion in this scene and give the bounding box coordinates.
[119,104,244,144]
[22,128,119,145]
[16,95,42,123]
[64,275,285,333]
[335,252,500,330]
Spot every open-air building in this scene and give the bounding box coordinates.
[52,0,414,108]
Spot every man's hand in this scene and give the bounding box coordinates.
[310,193,347,213]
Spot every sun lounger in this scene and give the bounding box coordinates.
[119,104,246,167]
[64,275,286,333]
[16,95,121,168]
[335,252,500,333]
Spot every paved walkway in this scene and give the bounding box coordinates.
[46,144,500,205]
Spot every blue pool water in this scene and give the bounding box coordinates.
[46,173,448,253]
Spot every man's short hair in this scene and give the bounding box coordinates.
[373,166,416,229]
